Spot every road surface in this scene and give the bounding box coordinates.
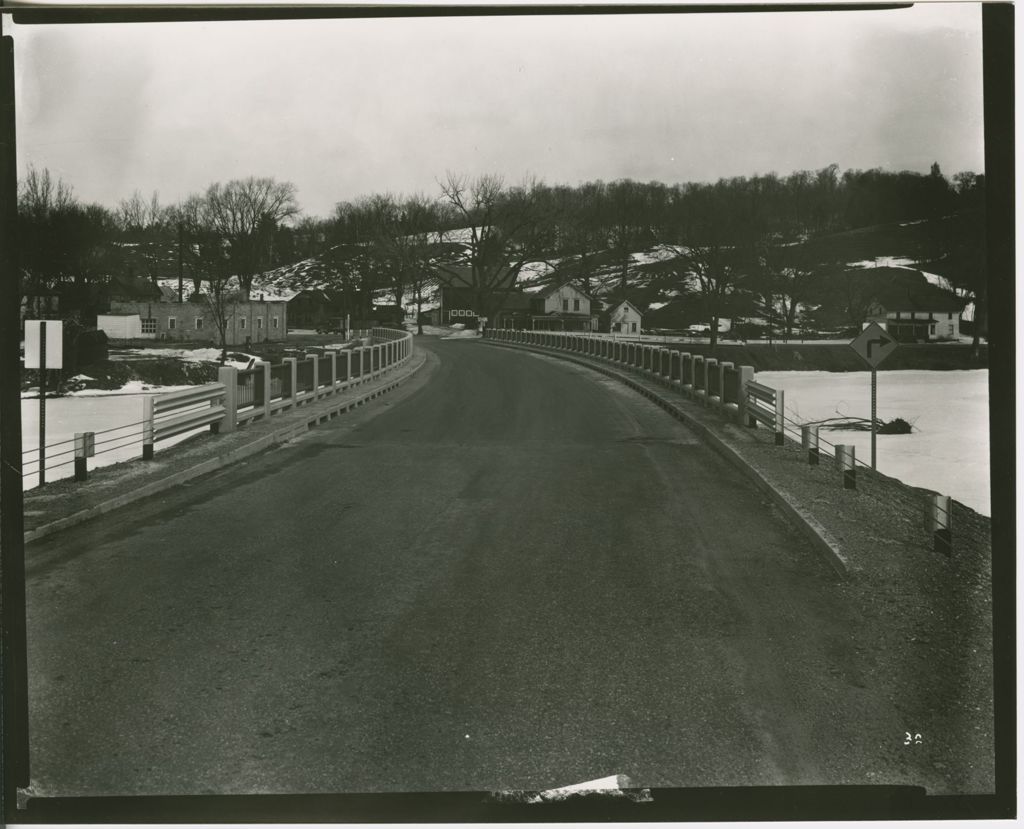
[26,338,919,796]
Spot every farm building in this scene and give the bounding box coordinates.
[105,297,288,344]
[860,267,964,342]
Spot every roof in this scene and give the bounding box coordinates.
[536,280,595,301]
[610,299,643,316]
[856,267,964,313]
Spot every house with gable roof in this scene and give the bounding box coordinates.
[861,267,965,342]
[528,281,596,331]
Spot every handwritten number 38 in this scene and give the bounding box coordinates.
[904,732,922,745]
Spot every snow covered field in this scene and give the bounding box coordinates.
[758,370,990,515]
[22,389,206,490]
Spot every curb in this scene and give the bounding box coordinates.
[25,352,428,545]
[482,340,848,577]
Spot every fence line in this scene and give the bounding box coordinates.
[29,327,415,487]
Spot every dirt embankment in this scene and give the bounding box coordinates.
[660,343,988,372]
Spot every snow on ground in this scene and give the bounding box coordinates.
[117,347,258,368]
[630,244,684,265]
[757,369,990,515]
[68,381,195,397]
[848,256,918,269]
[441,329,481,339]
[847,258,955,292]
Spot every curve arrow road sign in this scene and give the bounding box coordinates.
[849,322,898,368]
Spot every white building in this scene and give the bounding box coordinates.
[608,300,643,334]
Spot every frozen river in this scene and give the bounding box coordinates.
[757,369,990,515]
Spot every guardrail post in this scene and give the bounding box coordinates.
[774,388,785,444]
[74,431,95,481]
[257,360,272,418]
[306,354,319,399]
[693,355,705,400]
[802,424,819,465]
[142,396,155,459]
[717,361,732,408]
[837,444,856,489]
[328,350,338,389]
[217,366,238,433]
[284,357,298,408]
[928,494,952,555]
[737,366,754,424]
[344,350,353,386]
[704,357,718,406]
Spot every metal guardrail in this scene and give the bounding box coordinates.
[744,381,785,444]
[143,382,226,459]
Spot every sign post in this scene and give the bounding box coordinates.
[848,322,897,470]
[24,320,63,486]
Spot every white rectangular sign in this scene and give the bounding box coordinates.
[24,320,64,369]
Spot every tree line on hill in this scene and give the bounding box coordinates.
[16,161,987,350]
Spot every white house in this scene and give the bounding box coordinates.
[530,282,596,330]
[608,300,643,334]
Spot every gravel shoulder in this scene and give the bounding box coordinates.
[487,341,994,795]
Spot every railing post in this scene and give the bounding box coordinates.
[329,350,338,389]
[284,357,298,408]
[693,355,705,400]
[142,396,155,460]
[928,494,952,555]
[802,424,820,465]
[74,431,94,482]
[345,349,353,385]
[306,354,319,399]
[837,444,856,489]
[218,365,238,433]
[717,361,732,408]
[774,388,785,444]
[737,366,755,424]
[258,360,272,418]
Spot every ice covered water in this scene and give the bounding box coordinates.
[757,369,990,515]
[21,390,201,491]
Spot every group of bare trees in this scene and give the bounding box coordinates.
[18,160,987,354]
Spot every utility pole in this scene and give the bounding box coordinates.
[177,220,184,303]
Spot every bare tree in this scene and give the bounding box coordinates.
[204,177,299,299]
[436,172,557,325]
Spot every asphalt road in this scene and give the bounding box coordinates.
[26,338,917,796]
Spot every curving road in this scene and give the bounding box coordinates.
[26,338,916,797]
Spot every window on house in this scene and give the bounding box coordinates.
[239,316,247,329]
[930,324,936,336]
[141,318,157,334]
[573,298,580,311]
[195,317,204,330]
[949,312,954,320]
[631,322,637,333]
[272,317,279,329]
[948,323,955,336]
[167,317,176,330]
[257,317,264,329]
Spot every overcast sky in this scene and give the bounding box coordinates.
[8,3,984,219]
